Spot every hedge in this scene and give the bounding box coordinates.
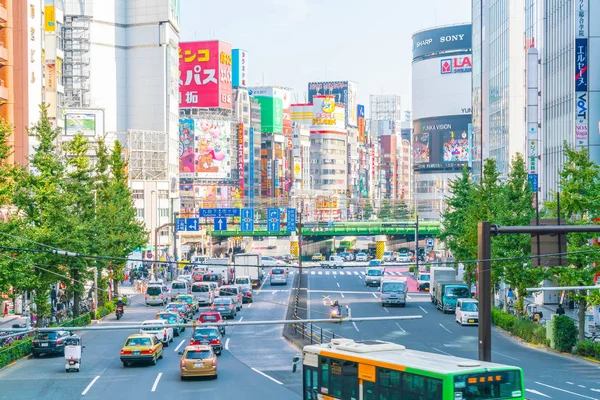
[491,307,547,345]
[408,266,416,273]
[553,315,578,353]
[575,340,600,361]
[0,338,33,369]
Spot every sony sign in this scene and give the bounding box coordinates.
[440,34,465,43]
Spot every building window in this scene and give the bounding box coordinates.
[159,208,169,217]
[135,208,144,218]
[157,190,168,199]
[133,190,144,200]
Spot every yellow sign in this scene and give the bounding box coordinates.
[293,160,301,176]
[44,1,55,32]
[312,117,337,126]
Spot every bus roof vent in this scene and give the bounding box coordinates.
[457,361,481,368]
[329,339,354,347]
[334,340,405,353]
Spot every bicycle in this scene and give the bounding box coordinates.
[584,331,600,342]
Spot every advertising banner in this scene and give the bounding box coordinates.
[293,158,301,179]
[65,113,96,136]
[256,97,283,133]
[179,41,232,108]
[179,119,233,179]
[357,104,365,142]
[412,24,472,60]
[45,63,55,89]
[237,123,244,194]
[575,39,588,92]
[179,119,195,177]
[307,81,358,127]
[44,0,55,32]
[249,127,255,200]
[413,115,471,172]
[576,0,588,38]
[575,92,588,147]
[194,185,229,208]
[311,96,346,131]
[232,49,248,87]
[440,56,472,74]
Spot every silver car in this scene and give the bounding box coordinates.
[145,284,168,306]
[269,268,288,286]
[191,282,214,306]
[212,297,236,319]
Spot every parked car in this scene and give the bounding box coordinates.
[32,331,72,357]
[382,251,394,262]
[145,283,169,306]
[179,345,218,380]
[211,297,236,319]
[140,319,174,347]
[355,252,368,262]
[120,334,163,367]
[269,268,288,285]
[189,327,223,356]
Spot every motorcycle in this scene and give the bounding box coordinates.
[116,306,124,320]
[330,307,341,319]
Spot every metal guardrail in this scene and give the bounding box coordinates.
[293,321,340,344]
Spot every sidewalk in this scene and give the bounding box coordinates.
[0,315,27,328]
[524,297,578,321]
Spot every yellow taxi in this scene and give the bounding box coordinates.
[179,345,218,380]
[120,334,163,367]
[311,253,325,261]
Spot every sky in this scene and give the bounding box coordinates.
[180,0,471,116]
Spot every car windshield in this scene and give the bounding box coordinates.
[383,252,392,256]
[214,299,231,305]
[36,332,58,340]
[146,286,162,296]
[382,282,406,293]
[203,275,218,281]
[172,282,186,289]
[219,288,237,295]
[192,285,209,292]
[272,269,284,275]
[420,274,430,281]
[185,350,212,360]
[235,278,249,284]
[367,269,382,276]
[369,261,381,266]
[141,323,164,331]
[462,302,479,312]
[167,304,185,312]
[178,296,192,303]
[445,286,471,298]
[193,329,218,339]
[357,253,366,257]
[201,314,218,321]
[157,313,177,322]
[126,337,152,347]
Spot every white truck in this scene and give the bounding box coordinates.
[205,258,232,284]
[233,253,264,288]
[321,255,344,269]
[380,277,408,307]
[430,266,457,303]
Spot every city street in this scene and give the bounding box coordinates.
[305,266,600,400]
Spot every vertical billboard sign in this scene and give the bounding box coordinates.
[191,119,232,179]
[179,41,232,109]
[232,49,248,88]
[348,81,358,127]
[576,0,588,38]
[307,81,357,127]
[44,0,55,31]
[237,123,245,195]
[278,88,292,136]
[575,0,588,149]
[179,119,195,178]
[575,92,588,147]
[249,127,255,201]
[575,39,588,92]
[357,104,365,142]
[256,97,283,133]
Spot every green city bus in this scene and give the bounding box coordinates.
[297,339,524,400]
[339,236,358,250]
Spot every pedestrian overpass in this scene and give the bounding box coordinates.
[209,220,441,239]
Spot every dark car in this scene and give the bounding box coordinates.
[189,327,223,355]
[202,273,223,286]
[32,331,72,357]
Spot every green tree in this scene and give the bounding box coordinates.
[394,200,410,220]
[544,144,600,340]
[378,201,393,220]
[361,200,374,220]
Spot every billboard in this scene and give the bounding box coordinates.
[412,56,472,120]
[44,0,55,32]
[232,49,248,87]
[64,109,104,137]
[250,87,292,135]
[440,56,472,74]
[249,127,255,200]
[179,40,232,109]
[194,185,229,208]
[311,96,345,131]
[179,119,195,177]
[237,123,244,194]
[307,81,358,127]
[412,24,472,60]
[256,97,283,133]
[412,115,471,172]
[575,39,588,92]
[357,104,365,142]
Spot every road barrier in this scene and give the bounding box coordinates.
[293,321,340,344]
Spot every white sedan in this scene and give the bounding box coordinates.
[140,320,174,346]
[261,256,287,267]
[355,253,368,262]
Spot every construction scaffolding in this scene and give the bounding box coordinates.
[63,15,91,108]
[126,130,168,180]
[369,95,402,121]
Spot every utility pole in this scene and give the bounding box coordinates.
[155,222,175,280]
[94,268,98,320]
[173,211,179,281]
[414,215,419,271]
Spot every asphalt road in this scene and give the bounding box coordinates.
[306,266,600,400]
[0,277,301,400]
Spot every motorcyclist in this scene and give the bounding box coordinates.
[116,297,125,313]
[331,301,341,317]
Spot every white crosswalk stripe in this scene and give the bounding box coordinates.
[311,271,315,275]
[339,271,345,275]
[332,271,337,275]
[360,271,365,275]
[318,271,323,275]
[353,271,359,275]
[325,271,330,275]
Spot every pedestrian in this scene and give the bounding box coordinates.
[3,301,8,317]
[50,286,57,310]
[556,303,566,315]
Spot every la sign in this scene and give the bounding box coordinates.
[440,56,472,74]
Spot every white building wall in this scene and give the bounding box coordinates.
[29,0,43,155]
[508,0,526,162]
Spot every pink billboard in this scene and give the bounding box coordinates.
[179,40,232,109]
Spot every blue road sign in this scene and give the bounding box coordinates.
[214,217,228,231]
[287,208,297,232]
[528,173,538,192]
[176,218,186,232]
[241,208,254,232]
[327,221,334,227]
[426,238,434,247]
[199,208,240,218]
[267,208,281,232]
[185,218,199,232]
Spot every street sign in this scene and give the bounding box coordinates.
[268,208,281,232]
[287,208,297,232]
[528,173,538,192]
[176,218,186,232]
[214,217,228,231]
[147,253,153,259]
[241,208,254,232]
[426,238,434,247]
[199,208,240,218]
[185,218,199,232]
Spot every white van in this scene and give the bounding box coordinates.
[145,283,169,306]
[191,282,214,306]
[365,267,384,287]
[169,280,190,301]
[455,298,479,326]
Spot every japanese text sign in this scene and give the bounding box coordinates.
[575,39,588,92]
[179,40,232,109]
[237,123,244,194]
[232,49,248,87]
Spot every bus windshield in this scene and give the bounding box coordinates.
[445,286,470,298]
[381,282,406,293]
[454,370,522,399]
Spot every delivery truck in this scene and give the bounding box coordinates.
[435,280,471,313]
[233,253,264,288]
[430,267,457,303]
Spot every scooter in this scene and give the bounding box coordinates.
[64,335,83,372]
[116,306,124,320]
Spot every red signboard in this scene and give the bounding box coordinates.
[179,40,232,108]
[287,137,293,149]
[237,123,244,194]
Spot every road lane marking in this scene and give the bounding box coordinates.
[352,322,360,332]
[526,389,552,398]
[353,271,358,275]
[432,347,453,356]
[81,376,100,396]
[492,351,519,361]
[225,338,230,351]
[252,367,283,385]
[256,272,270,294]
[358,276,363,280]
[396,323,405,332]
[580,385,588,389]
[372,293,378,298]
[336,282,340,288]
[439,323,452,334]
[333,271,337,275]
[239,316,244,322]
[340,292,345,298]
[151,373,162,392]
[326,271,330,275]
[311,271,315,275]
[419,306,428,314]
[318,271,323,275]
[443,344,462,348]
[568,382,575,385]
[360,271,365,275]
[383,307,389,313]
[592,389,600,393]
[248,303,252,308]
[174,339,185,352]
[535,382,599,400]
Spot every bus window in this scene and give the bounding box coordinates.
[320,357,329,394]
[342,361,358,400]
[304,368,318,399]
[330,360,343,397]
[363,381,376,400]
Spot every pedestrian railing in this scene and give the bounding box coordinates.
[292,321,341,344]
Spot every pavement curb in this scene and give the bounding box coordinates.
[494,325,600,365]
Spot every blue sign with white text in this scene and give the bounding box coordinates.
[268,208,281,232]
[200,208,240,218]
[241,208,254,232]
[287,208,297,232]
[185,218,199,232]
[213,217,228,231]
[528,174,538,192]
[176,218,186,232]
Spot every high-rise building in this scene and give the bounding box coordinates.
[62,0,181,251]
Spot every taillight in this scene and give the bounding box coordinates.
[163,329,167,338]
[120,349,131,355]
[212,358,217,367]
[190,340,199,345]
[180,359,186,368]
[213,339,220,344]
[56,339,62,345]
[229,304,233,310]
[247,292,252,296]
